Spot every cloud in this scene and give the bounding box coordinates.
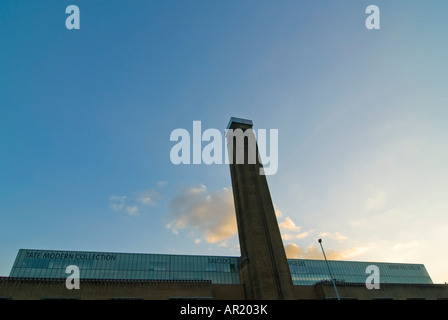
[109,195,126,211]
[279,217,301,232]
[274,208,283,218]
[125,205,139,216]
[110,203,124,211]
[109,195,141,216]
[282,231,310,241]
[318,232,348,242]
[285,244,322,259]
[277,214,312,241]
[285,243,372,260]
[110,195,127,202]
[166,185,237,245]
[157,181,168,187]
[109,184,162,216]
[137,189,159,206]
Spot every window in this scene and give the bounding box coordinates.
[206,263,217,272]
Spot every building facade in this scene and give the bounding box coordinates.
[9,249,240,284]
[9,248,433,287]
[1,248,445,300]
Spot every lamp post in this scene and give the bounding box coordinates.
[318,238,340,300]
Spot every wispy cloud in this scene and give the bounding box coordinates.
[275,208,283,218]
[277,212,369,260]
[137,189,159,206]
[109,195,127,211]
[282,232,311,241]
[165,185,237,245]
[157,181,168,187]
[285,243,372,260]
[279,216,301,232]
[318,232,348,242]
[109,181,164,216]
[276,212,313,242]
[109,195,141,216]
[125,205,139,216]
[276,212,368,260]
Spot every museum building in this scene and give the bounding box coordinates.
[1,118,447,300]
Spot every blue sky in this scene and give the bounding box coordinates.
[1,1,447,283]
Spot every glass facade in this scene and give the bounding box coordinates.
[288,259,433,285]
[9,249,433,285]
[9,249,240,284]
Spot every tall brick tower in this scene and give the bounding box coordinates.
[226,117,295,300]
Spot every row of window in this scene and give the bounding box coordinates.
[10,268,240,284]
[12,250,432,285]
[20,258,237,273]
[16,251,239,273]
[287,259,430,280]
[290,273,433,285]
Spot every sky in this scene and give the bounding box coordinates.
[1,1,447,283]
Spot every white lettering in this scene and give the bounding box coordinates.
[65,5,80,30]
[170,121,278,175]
[202,128,222,165]
[365,265,380,289]
[180,304,214,317]
[365,5,380,30]
[170,128,190,164]
[65,265,80,290]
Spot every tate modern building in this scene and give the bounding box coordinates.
[1,118,447,300]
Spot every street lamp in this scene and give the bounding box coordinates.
[318,238,340,300]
